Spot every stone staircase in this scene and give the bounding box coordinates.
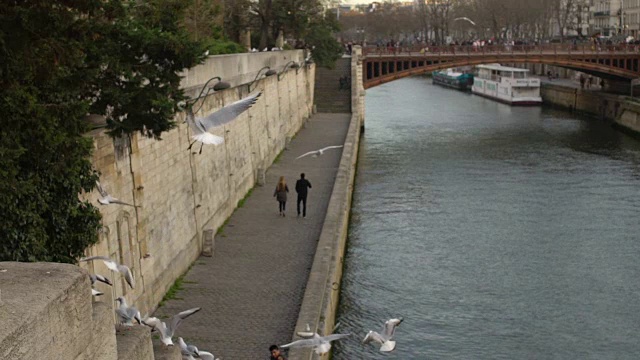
[314,57,352,113]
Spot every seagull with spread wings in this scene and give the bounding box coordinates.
[280,332,350,355]
[362,317,404,352]
[186,92,262,154]
[454,17,476,26]
[95,181,139,207]
[80,256,135,289]
[142,307,201,346]
[295,145,344,160]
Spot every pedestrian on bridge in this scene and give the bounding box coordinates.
[295,173,312,218]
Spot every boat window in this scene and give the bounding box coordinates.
[514,72,525,79]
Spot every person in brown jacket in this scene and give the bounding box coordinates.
[274,176,289,217]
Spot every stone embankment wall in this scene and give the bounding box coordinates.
[287,46,365,360]
[540,83,625,121]
[81,50,315,316]
[614,99,640,134]
[540,82,640,135]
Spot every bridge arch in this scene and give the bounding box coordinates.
[363,46,640,89]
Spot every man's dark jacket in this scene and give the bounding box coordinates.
[295,179,312,197]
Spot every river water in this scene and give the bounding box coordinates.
[333,77,640,359]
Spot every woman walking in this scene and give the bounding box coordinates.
[274,176,289,217]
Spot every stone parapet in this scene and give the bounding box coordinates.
[0,262,117,360]
[116,325,154,360]
[287,47,365,360]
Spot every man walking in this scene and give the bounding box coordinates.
[295,173,312,218]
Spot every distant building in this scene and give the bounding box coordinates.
[590,0,622,37]
[547,0,591,39]
[622,0,640,38]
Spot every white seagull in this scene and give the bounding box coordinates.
[186,92,262,154]
[115,297,142,326]
[454,17,476,26]
[295,145,344,160]
[89,273,112,296]
[80,256,135,289]
[90,273,113,286]
[178,337,199,357]
[280,332,350,355]
[142,307,201,346]
[362,317,404,352]
[95,181,139,207]
[197,351,220,360]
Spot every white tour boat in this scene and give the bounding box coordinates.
[471,64,542,105]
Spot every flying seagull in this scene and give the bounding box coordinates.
[142,307,201,346]
[362,317,404,352]
[186,92,262,154]
[95,181,139,207]
[295,145,344,160]
[280,332,350,355]
[454,17,476,26]
[297,322,341,338]
[115,297,142,326]
[80,256,134,289]
[90,273,113,287]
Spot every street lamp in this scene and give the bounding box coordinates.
[186,76,231,113]
[247,66,277,92]
[277,61,301,80]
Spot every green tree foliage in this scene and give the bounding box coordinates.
[253,0,343,67]
[0,0,203,263]
[302,11,343,68]
[182,0,247,54]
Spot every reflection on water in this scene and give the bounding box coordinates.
[333,78,640,359]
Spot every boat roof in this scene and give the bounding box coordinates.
[476,64,529,72]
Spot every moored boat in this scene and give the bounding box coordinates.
[471,64,542,105]
[432,68,474,91]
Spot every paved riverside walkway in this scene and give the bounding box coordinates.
[156,113,352,359]
[536,76,604,91]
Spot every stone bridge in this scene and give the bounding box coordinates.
[362,44,640,89]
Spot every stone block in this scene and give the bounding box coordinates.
[75,302,117,360]
[0,262,92,360]
[152,339,182,360]
[201,229,215,257]
[115,325,154,360]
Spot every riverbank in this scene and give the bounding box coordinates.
[154,113,352,359]
[539,79,640,136]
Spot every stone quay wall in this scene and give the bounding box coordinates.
[540,82,640,136]
[81,50,315,315]
[540,82,625,121]
[288,46,365,360]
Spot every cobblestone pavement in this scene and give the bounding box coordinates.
[155,113,351,359]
